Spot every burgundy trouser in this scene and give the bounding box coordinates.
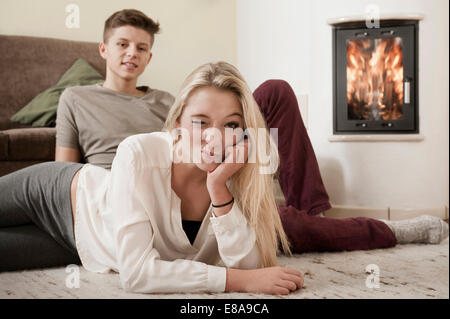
[253,80,397,253]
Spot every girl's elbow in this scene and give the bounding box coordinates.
[119,268,146,293]
[120,273,137,292]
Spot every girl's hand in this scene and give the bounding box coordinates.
[206,137,249,189]
[227,266,304,295]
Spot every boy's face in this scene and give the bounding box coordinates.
[99,25,153,82]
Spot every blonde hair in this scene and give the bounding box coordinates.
[163,61,291,267]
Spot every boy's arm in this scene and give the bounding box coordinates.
[55,146,81,163]
[55,89,82,162]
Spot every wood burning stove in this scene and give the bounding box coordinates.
[331,20,419,134]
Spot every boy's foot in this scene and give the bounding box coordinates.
[381,215,449,245]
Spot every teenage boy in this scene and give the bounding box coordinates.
[55,9,174,169]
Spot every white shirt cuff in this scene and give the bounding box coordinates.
[207,265,227,292]
[209,202,247,235]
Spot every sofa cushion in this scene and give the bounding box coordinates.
[0,132,8,160]
[1,128,56,161]
[0,35,106,131]
[0,110,31,130]
[10,58,104,127]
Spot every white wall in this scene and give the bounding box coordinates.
[0,0,237,96]
[237,0,449,210]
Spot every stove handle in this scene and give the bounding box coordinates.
[404,78,410,104]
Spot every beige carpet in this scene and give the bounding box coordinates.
[1,238,448,299]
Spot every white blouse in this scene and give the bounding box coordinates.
[74,131,261,293]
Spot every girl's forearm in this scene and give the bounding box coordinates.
[225,268,247,292]
[208,182,233,217]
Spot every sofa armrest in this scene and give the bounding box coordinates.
[0,128,56,161]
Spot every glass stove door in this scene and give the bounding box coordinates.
[346,37,405,121]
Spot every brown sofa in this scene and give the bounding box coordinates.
[0,35,106,177]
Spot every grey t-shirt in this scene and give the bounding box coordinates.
[56,83,175,169]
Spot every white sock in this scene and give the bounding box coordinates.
[380,215,449,245]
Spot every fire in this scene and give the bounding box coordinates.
[346,37,404,120]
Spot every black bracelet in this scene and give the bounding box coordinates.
[212,197,234,208]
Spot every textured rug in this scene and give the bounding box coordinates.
[1,238,448,299]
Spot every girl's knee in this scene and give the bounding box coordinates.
[256,79,294,96]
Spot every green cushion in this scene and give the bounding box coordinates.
[10,58,104,127]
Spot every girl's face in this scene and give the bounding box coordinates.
[175,86,245,172]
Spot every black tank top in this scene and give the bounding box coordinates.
[181,220,202,245]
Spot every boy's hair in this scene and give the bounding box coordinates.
[103,9,160,46]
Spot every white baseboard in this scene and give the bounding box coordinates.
[389,206,447,221]
[272,180,449,221]
[324,204,448,220]
[324,205,389,220]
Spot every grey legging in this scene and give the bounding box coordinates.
[0,161,84,272]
